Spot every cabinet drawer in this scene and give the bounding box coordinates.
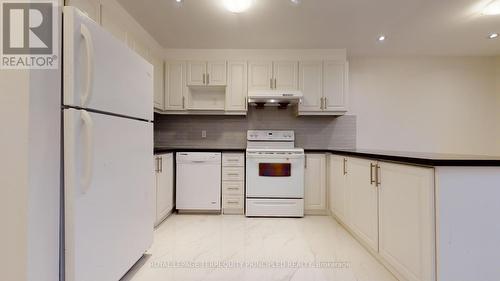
[222,153,244,167]
[223,195,244,209]
[222,167,244,181]
[222,181,244,195]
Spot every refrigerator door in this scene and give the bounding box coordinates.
[63,6,153,121]
[63,108,154,281]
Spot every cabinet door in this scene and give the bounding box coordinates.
[329,155,347,221]
[156,153,174,226]
[378,162,435,281]
[273,61,298,90]
[248,61,273,91]
[347,157,378,252]
[323,60,348,112]
[298,61,323,112]
[164,61,186,110]
[304,154,327,213]
[226,61,248,111]
[187,61,207,86]
[153,57,164,110]
[207,61,227,86]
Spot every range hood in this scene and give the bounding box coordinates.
[247,90,303,107]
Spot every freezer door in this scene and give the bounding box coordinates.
[63,6,153,121]
[63,108,154,281]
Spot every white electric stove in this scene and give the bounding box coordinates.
[245,130,305,217]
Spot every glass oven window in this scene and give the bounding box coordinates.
[259,163,291,177]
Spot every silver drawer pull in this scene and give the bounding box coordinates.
[227,200,239,204]
[227,173,239,176]
[227,187,240,190]
[227,159,239,161]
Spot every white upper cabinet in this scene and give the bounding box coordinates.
[299,61,323,112]
[323,60,348,112]
[347,157,379,252]
[304,153,327,214]
[273,61,298,90]
[207,61,227,86]
[248,61,298,91]
[298,60,349,115]
[187,61,226,86]
[248,61,273,91]
[187,61,207,86]
[226,61,248,112]
[378,162,435,281]
[164,61,187,111]
[153,57,164,110]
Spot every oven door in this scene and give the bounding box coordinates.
[246,153,305,198]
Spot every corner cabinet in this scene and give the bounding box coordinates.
[298,60,348,115]
[304,153,327,214]
[154,153,174,227]
[328,154,435,281]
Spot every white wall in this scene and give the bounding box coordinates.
[349,56,500,156]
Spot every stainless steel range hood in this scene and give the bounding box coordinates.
[247,90,303,107]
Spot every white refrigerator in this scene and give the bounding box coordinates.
[63,7,154,281]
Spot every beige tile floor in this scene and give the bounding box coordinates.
[122,214,398,281]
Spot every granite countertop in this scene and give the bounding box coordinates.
[154,147,500,166]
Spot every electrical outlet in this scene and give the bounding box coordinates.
[201,130,207,138]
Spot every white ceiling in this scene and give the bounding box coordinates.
[117,0,500,56]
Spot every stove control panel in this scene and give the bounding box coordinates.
[247,130,295,141]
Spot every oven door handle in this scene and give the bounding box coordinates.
[246,155,305,160]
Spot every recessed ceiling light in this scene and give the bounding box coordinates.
[290,0,301,5]
[223,0,253,13]
[377,35,386,42]
[175,0,182,3]
[483,0,500,15]
[488,32,499,39]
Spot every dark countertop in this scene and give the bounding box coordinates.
[154,147,500,166]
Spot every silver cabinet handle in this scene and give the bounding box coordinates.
[270,78,273,89]
[370,163,376,185]
[203,73,206,84]
[207,73,209,85]
[274,78,277,89]
[227,200,239,204]
[160,157,163,173]
[376,164,381,186]
[324,97,328,109]
[227,187,239,190]
[304,154,307,168]
[155,157,159,173]
[343,158,347,175]
[227,173,239,176]
[182,96,185,109]
[320,97,324,110]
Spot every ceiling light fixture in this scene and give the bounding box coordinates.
[290,0,301,5]
[488,32,499,39]
[483,0,500,15]
[377,35,386,42]
[223,0,253,13]
[175,0,182,3]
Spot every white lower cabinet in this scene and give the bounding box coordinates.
[328,155,348,222]
[154,153,174,226]
[378,162,435,281]
[346,157,379,252]
[328,154,436,281]
[304,153,327,214]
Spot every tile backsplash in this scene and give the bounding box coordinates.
[155,107,356,149]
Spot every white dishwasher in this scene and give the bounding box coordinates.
[176,152,221,211]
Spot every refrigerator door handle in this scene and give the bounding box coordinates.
[80,24,95,107]
[81,110,94,194]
